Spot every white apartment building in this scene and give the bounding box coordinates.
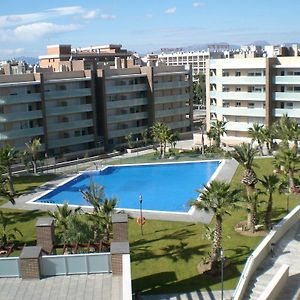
[207,56,300,145]
[158,51,223,80]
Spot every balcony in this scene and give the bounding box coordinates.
[106,97,148,109]
[210,91,265,101]
[47,119,94,133]
[155,107,189,118]
[210,76,265,85]
[107,112,148,124]
[46,104,92,116]
[44,88,92,100]
[273,76,300,85]
[106,83,147,95]
[167,120,190,129]
[274,92,300,101]
[210,106,265,117]
[274,108,300,119]
[154,81,189,91]
[0,110,42,123]
[0,127,44,140]
[0,93,41,105]
[225,122,263,132]
[48,134,95,148]
[155,94,189,104]
[108,126,147,139]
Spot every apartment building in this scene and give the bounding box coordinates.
[0,65,192,154]
[39,44,133,72]
[158,50,223,80]
[97,65,193,149]
[0,71,98,156]
[206,56,300,144]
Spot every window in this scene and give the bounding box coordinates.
[235,102,241,107]
[223,101,229,108]
[222,71,229,77]
[287,102,293,109]
[223,87,229,92]
[281,71,285,76]
[248,103,255,109]
[236,87,241,91]
[235,71,241,77]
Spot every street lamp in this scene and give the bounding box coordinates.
[220,247,224,300]
[139,194,143,236]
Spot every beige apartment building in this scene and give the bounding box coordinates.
[206,56,300,144]
[0,64,192,155]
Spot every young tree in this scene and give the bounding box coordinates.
[261,126,274,155]
[193,73,206,105]
[0,146,19,195]
[0,211,23,247]
[125,132,134,149]
[23,138,41,175]
[230,143,258,230]
[190,180,240,267]
[0,175,15,205]
[248,123,264,155]
[209,120,227,148]
[152,122,171,158]
[141,128,149,146]
[259,174,280,230]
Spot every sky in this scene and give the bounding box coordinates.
[1,0,300,58]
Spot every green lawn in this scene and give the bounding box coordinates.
[0,157,299,294]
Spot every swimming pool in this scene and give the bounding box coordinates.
[33,160,222,213]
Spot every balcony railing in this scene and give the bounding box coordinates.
[273,76,300,85]
[107,112,148,124]
[0,127,44,140]
[47,119,94,133]
[210,106,265,117]
[155,94,189,104]
[210,91,265,101]
[48,134,95,148]
[274,92,300,101]
[108,126,147,139]
[106,84,147,95]
[0,93,41,105]
[155,107,189,118]
[154,81,189,91]
[44,88,92,100]
[46,104,92,116]
[106,97,148,109]
[0,110,42,123]
[210,76,265,85]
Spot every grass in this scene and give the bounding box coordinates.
[1,155,299,294]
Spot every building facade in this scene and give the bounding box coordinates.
[0,65,193,155]
[206,56,300,144]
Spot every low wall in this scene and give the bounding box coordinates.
[233,205,300,300]
[0,257,20,277]
[258,264,289,300]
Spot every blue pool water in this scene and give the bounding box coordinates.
[35,161,221,212]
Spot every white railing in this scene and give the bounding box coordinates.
[0,257,20,277]
[40,252,111,277]
[233,205,300,300]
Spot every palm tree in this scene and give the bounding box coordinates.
[289,119,300,152]
[261,126,274,155]
[190,180,240,267]
[81,183,105,212]
[48,203,81,241]
[273,114,290,146]
[168,131,180,154]
[0,146,19,195]
[274,147,300,192]
[152,122,171,158]
[141,128,149,146]
[209,119,227,148]
[0,175,15,205]
[0,211,23,247]
[248,123,264,155]
[259,174,280,230]
[230,143,258,230]
[23,138,41,175]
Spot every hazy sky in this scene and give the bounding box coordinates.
[1,0,300,58]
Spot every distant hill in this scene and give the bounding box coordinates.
[15,56,38,65]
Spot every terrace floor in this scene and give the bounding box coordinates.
[0,273,122,300]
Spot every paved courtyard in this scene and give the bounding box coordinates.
[0,274,122,300]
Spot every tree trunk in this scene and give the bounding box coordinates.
[7,167,15,195]
[211,215,222,265]
[258,142,263,156]
[265,194,273,230]
[250,203,257,233]
[201,132,205,155]
[32,160,37,175]
[288,169,295,192]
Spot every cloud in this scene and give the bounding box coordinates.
[48,6,83,16]
[146,13,153,19]
[82,10,99,20]
[0,22,79,42]
[193,2,204,8]
[100,14,116,20]
[165,7,176,14]
[0,48,24,56]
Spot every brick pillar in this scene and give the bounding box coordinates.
[112,214,128,242]
[19,246,43,279]
[110,242,130,276]
[36,217,55,254]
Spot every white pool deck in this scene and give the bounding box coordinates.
[1,158,238,223]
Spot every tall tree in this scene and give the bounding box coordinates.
[0,175,15,205]
[23,138,41,175]
[274,147,300,192]
[209,119,227,148]
[248,123,264,155]
[259,174,280,230]
[261,126,274,155]
[152,122,171,158]
[0,146,19,195]
[190,180,240,267]
[193,73,206,105]
[230,143,258,230]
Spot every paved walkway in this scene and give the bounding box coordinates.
[244,221,300,299]
[0,274,122,300]
[140,289,234,300]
